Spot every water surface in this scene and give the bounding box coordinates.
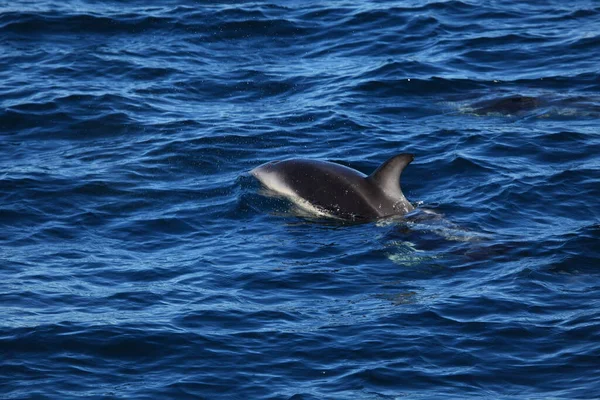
[1,1,599,398]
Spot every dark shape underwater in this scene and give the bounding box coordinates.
[472,95,540,115]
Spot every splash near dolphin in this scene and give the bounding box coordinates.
[250,154,415,221]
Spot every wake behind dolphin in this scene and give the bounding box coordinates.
[250,153,415,221]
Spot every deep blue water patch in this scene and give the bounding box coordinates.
[1,1,599,399]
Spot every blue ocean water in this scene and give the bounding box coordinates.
[1,0,599,398]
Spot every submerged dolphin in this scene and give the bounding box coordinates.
[472,95,539,115]
[250,153,415,220]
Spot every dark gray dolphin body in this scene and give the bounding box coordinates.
[472,95,540,115]
[250,153,415,220]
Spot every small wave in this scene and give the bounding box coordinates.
[0,11,175,35]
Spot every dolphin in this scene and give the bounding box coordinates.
[250,153,415,221]
[472,95,539,115]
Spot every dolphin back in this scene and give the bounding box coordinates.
[251,154,415,220]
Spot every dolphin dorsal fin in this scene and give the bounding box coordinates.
[368,153,414,199]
